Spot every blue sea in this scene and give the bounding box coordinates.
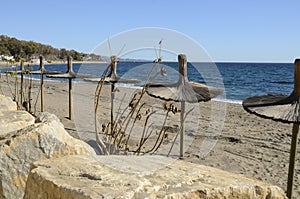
[1,61,294,104]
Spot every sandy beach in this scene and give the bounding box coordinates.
[0,74,299,198]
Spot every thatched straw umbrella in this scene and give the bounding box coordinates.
[85,55,140,134]
[146,54,223,158]
[243,59,300,199]
[85,55,140,84]
[47,56,90,120]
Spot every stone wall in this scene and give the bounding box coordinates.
[0,95,96,199]
[24,155,288,199]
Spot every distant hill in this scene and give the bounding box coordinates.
[0,35,101,62]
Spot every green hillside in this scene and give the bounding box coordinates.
[0,35,100,62]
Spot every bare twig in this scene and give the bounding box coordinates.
[94,63,112,155]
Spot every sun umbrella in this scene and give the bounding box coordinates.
[243,59,300,199]
[146,54,223,158]
[47,56,90,120]
[84,55,140,84]
[84,55,140,134]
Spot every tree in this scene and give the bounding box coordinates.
[0,35,98,61]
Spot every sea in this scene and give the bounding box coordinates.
[1,61,294,104]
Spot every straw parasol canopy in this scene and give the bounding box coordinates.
[243,59,300,199]
[46,56,90,79]
[30,56,59,75]
[146,54,222,103]
[84,55,140,84]
[146,54,223,158]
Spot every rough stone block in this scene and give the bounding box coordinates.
[0,119,96,199]
[0,111,35,135]
[0,95,17,112]
[24,155,287,199]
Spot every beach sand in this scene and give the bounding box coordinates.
[0,74,299,198]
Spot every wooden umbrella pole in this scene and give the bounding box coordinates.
[111,83,115,134]
[287,123,299,199]
[293,59,300,95]
[178,54,187,159]
[20,61,24,105]
[110,57,118,134]
[67,56,73,73]
[15,72,18,104]
[180,100,185,159]
[28,76,31,113]
[287,59,300,198]
[40,56,45,112]
[68,56,73,120]
[41,73,44,112]
[69,78,72,120]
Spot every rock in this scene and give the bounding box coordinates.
[35,112,61,124]
[0,94,34,135]
[0,95,17,112]
[0,119,96,199]
[0,180,3,199]
[0,110,35,136]
[24,155,287,199]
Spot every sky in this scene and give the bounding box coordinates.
[1,0,300,62]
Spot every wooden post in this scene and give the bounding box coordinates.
[69,78,72,120]
[287,123,299,199]
[293,59,300,95]
[111,83,115,134]
[287,59,300,198]
[110,55,119,79]
[28,64,31,112]
[40,56,44,112]
[178,54,188,83]
[110,56,119,134]
[178,54,187,159]
[20,61,24,105]
[14,70,18,105]
[180,100,185,159]
[68,56,73,120]
[67,56,73,73]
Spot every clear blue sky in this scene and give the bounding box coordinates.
[1,0,299,62]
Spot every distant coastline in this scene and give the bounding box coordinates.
[0,60,108,68]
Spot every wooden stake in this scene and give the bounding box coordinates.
[178,54,187,159]
[20,61,24,105]
[287,59,300,199]
[40,56,44,112]
[28,66,32,113]
[15,70,18,105]
[287,123,299,199]
[178,54,188,82]
[110,56,118,79]
[69,78,72,120]
[68,56,73,120]
[111,83,115,134]
[110,57,118,134]
[293,59,300,95]
[67,56,73,74]
[180,100,185,159]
